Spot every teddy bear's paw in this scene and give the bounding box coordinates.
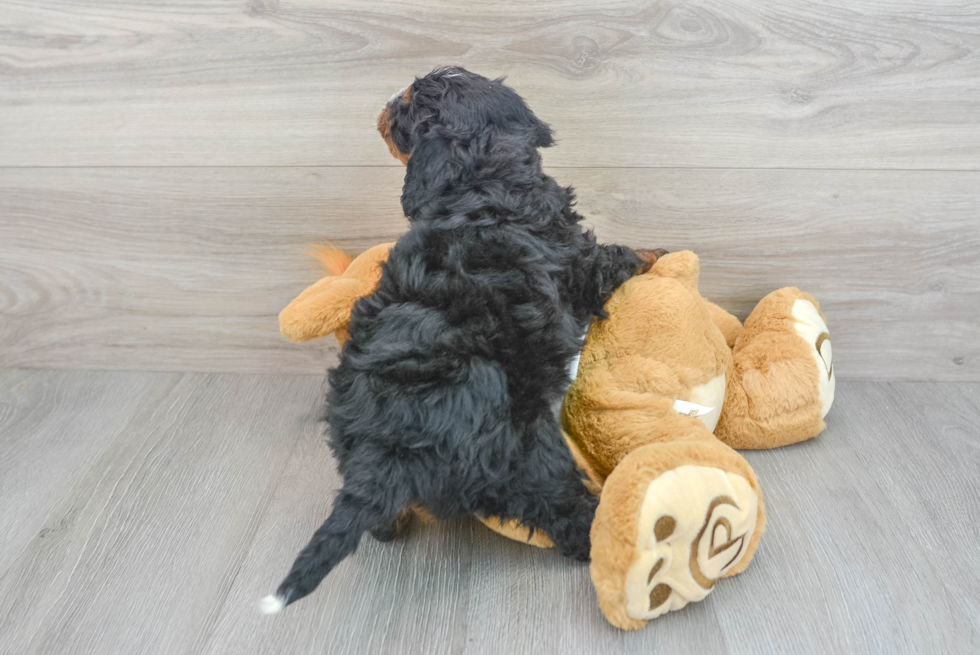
[792,299,835,418]
[623,465,758,622]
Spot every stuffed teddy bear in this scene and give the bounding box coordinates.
[280,243,835,629]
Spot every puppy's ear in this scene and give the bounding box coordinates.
[401,131,459,217]
[388,95,415,156]
[486,79,554,148]
[530,120,554,148]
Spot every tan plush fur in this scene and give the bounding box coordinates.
[560,251,830,628]
[705,300,744,348]
[280,245,833,630]
[590,440,765,630]
[715,288,828,449]
[308,244,355,277]
[563,252,733,477]
[279,243,394,346]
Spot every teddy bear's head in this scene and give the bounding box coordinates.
[561,251,734,480]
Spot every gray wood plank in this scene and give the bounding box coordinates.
[0,370,180,574]
[0,371,322,655]
[725,380,980,654]
[836,381,980,644]
[203,379,729,655]
[1,372,977,654]
[1,0,979,168]
[0,166,407,375]
[460,524,731,655]
[2,167,977,380]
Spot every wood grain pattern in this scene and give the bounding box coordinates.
[726,382,980,653]
[0,371,322,655]
[0,167,407,374]
[202,375,475,655]
[2,167,977,380]
[0,370,177,574]
[1,0,979,168]
[0,371,976,654]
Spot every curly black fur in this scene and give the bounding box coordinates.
[271,67,646,609]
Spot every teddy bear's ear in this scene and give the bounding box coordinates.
[279,276,374,344]
[651,251,700,290]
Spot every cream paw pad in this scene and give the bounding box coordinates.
[623,465,758,621]
[792,298,836,418]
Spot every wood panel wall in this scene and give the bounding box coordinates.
[2,0,978,379]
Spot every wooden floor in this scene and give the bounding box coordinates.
[0,369,977,655]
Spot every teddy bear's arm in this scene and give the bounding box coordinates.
[279,277,372,344]
[704,300,743,349]
[279,243,396,346]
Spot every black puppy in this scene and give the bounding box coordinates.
[262,67,657,613]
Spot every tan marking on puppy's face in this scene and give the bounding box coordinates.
[377,86,411,165]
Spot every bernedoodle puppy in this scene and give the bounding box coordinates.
[263,67,661,613]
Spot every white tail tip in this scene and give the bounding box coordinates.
[259,594,285,615]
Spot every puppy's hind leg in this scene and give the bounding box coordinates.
[525,469,598,562]
[508,421,599,562]
[260,453,412,613]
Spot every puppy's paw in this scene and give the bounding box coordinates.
[369,507,414,543]
[558,530,593,562]
[634,248,669,275]
[552,504,597,562]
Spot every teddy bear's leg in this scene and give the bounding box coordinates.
[279,276,371,344]
[715,288,835,450]
[589,436,765,630]
[704,300,743,348]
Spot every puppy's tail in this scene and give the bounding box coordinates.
[260,486,402,614]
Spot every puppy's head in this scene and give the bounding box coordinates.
[376,67,554,166]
